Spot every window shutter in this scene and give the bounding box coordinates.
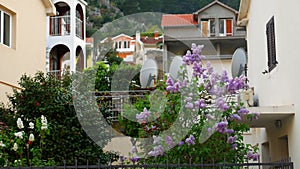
[266,16,277,72]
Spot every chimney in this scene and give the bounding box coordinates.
[136,31,141,41]
[154,30,159,39]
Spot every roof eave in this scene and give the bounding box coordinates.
[41,0,56,16]
[237,0,251,26]
[194,0,238,15]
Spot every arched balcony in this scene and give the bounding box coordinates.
[49,44,70,76]
[76,4,84,39]
[49,2,71,36]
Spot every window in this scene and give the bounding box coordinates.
[115,42,118,49]
[124,41,127,48]
[0,9,11,47]
[219,19,233,36]
[127,41,130,48]
[119,41,122,49]
[201,19,215,37]
[266,16,277,72]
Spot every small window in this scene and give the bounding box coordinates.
[127,41,130,48]
[266,16,277,72]
[115,42,118,49]
[219,19,233,36]
[201,19,215,37]
[0,9,12,47]
[119,41,122,49]
[124,41,127,48]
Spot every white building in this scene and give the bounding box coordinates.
[238,0,299,166]
[46,0,87,76]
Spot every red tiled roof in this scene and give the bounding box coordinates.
[161,14,198,27]
[86,37,94,43]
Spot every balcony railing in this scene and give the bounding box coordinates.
[47,70,70,78]
[76,17,83,39]
[50,16,71,36]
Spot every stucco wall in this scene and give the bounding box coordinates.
[246,0,300,166]
[0,0,49,102]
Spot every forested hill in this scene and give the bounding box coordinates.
[110,0,240,15]
[85,0,241,36]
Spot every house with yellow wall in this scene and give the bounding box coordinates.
[0,0,55,103]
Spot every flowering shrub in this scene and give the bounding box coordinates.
[0,72,117,166]
[0,115,51,166]
[119,43,259,164]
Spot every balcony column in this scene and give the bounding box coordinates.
[216,43,221,56]
[215,17,220,36]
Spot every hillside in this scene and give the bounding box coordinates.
[85,0,241,36]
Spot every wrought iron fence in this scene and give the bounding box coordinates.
[1,159,294,169]
[95,90,151,122]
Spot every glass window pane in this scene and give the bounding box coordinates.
[4,13,10,46]
[219,19,224,34]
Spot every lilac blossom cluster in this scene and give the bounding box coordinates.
[247,151,259,161]
[182,43,205,65]
[136,108,151,123]
[148,135,164,158]
[164,43,260,161]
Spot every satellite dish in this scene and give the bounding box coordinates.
[140,59,158,88]
[231,48,247,78]
[169,56,184,80]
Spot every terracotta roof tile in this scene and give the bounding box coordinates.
[161,14,198,27]
[86,37,94,43]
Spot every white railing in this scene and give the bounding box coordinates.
[76,17,83,39]
[50,16,71,36]
[47,70,70,77]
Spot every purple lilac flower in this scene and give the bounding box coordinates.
[183,44,205,65]
[130,156,140,163]
[232,143,237,150]
[247,151,259,161]
[229,114,242,122]
[166,76,181,93]
[215,97,229,111]
[195,99,205,109]
[238,108,249,116]
[227,135,237,144]
[120,156,127,162]
[166,136,174,148]
[166,76,174,86]
[226,129,234,134]
[206,62,214,75]
[136,108,151,123]
[214,121,228,134]
[226,76,248,94]
[185,134,195,145]
[148,145,164,158]
[220,70,229,83]
[185,102,194,109]
[193,62,206,77]
[178,141,184,146]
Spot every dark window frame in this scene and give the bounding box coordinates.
[266,16,278,72]
[0,9,11,47]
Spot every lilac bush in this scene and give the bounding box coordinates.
[120,43,260,164]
